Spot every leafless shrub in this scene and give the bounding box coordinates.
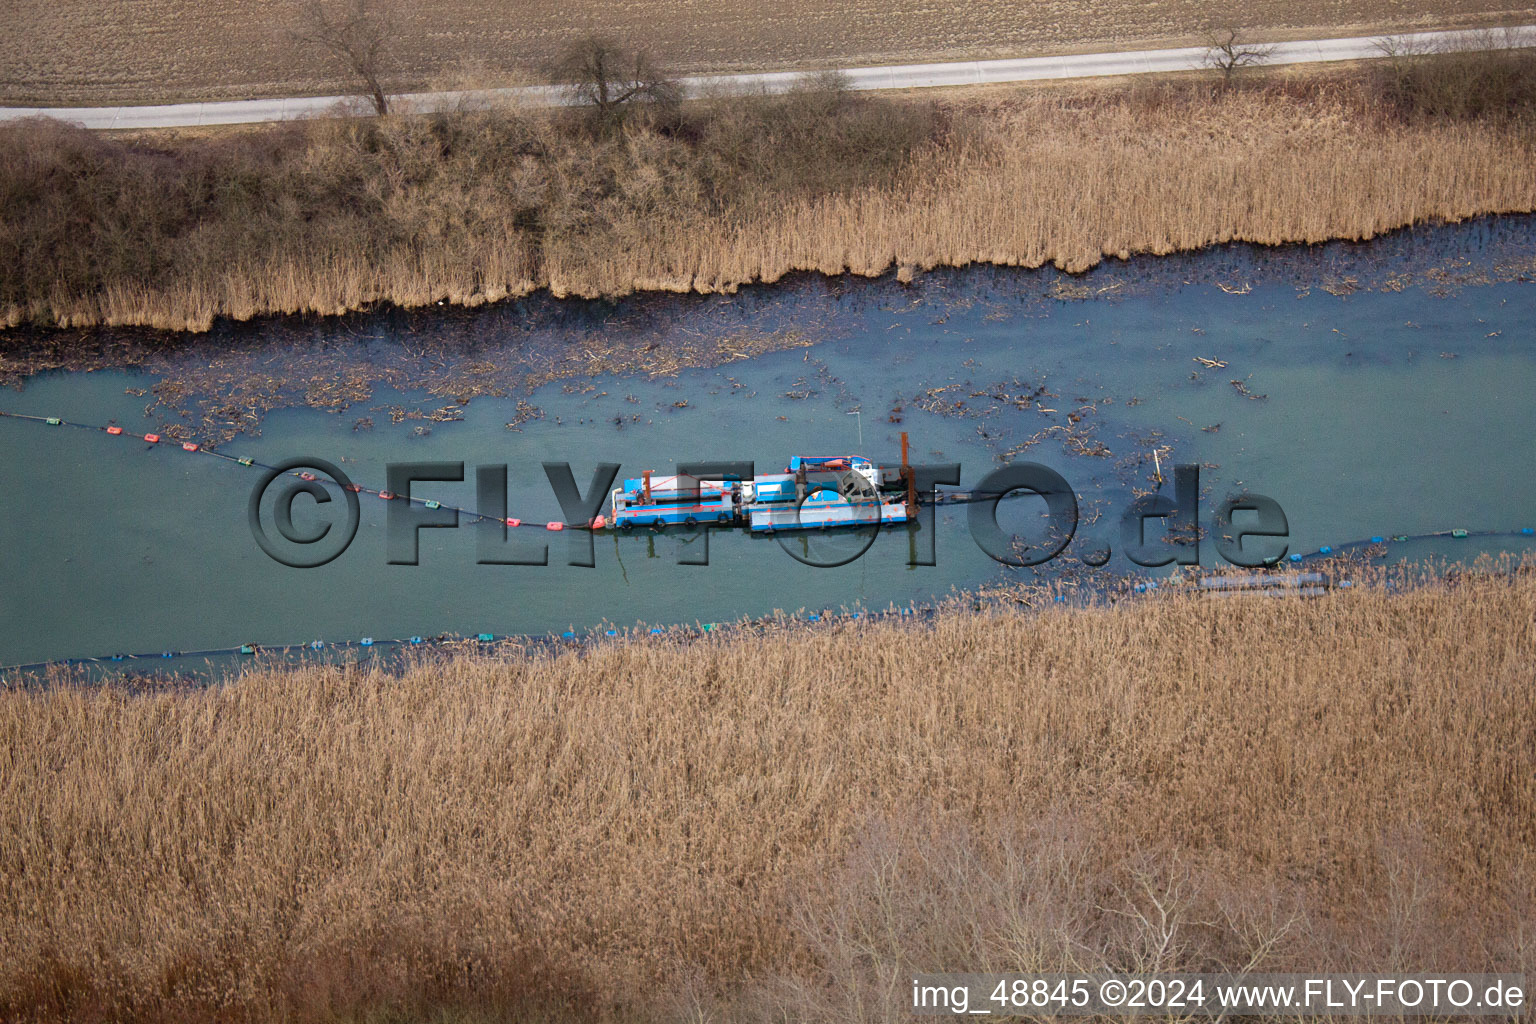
[690,71,937,199]
[294,0,396,116]
[1372,28,1536,121]
[549,34,681,126]
[1203,27,1276,88]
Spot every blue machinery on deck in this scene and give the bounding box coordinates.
[607,451,914,532]
[1,409,1533,674]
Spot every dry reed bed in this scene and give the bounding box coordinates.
[597,92,1536,285]
[4,79,1536,333]
[2,573,1534,1022]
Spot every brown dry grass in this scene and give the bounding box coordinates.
[4,0,1534,105]
[4,69,1536,333]
[2,570,1534,1022]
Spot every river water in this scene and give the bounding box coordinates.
[2,218,1534,671]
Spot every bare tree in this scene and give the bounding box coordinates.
[551,35,681,122]
[296,0,395,116]
[1203,28,1276,88]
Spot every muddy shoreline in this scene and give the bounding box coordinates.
[2,215,1532,442]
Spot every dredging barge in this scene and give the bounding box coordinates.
[609,437,921,533]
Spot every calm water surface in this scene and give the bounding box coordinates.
[2,219,1534,668]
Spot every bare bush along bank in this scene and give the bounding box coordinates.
[4,60,1536,334]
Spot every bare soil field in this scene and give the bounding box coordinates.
[3,569,1534,1022]
[3,0,1535,105]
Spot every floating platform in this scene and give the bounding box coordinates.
[610,455,915,532]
